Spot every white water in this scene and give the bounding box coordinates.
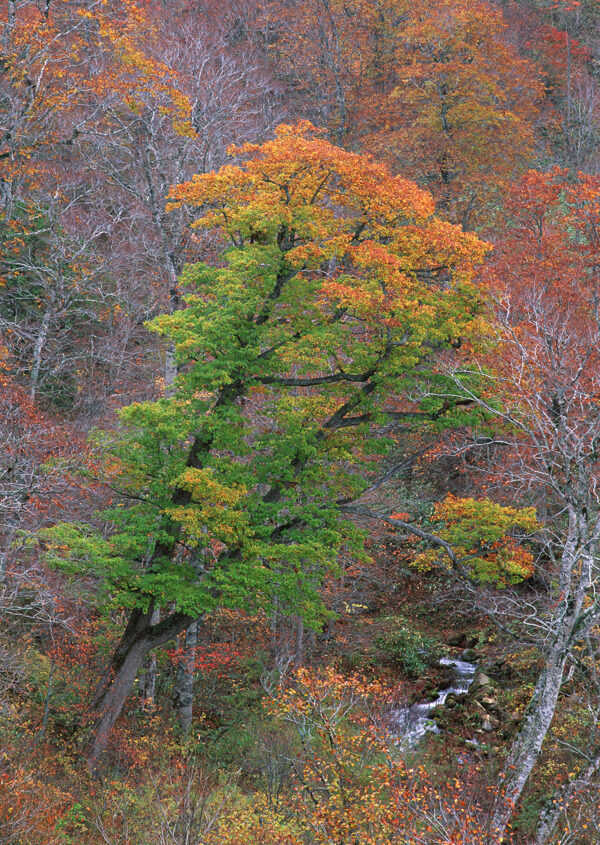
[390,657,476,747]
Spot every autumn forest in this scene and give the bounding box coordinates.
[3,0,600,842]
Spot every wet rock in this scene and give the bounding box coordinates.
[461,648,478,662]
[425,686,441,701]
[482,703,504,722]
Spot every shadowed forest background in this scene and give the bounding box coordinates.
[3,1,600,842]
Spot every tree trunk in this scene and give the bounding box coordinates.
[174,619,199,736]
[89,636,151,772]
[136,305,177,710]
[294,615,304,667]
[491,623,572,838]
[138,607,160,708]
[87,254,295,769]
[1,0,15,49]
[88,606,193,773]
[490,510,595,839]
[30,301,52,401]
[165,342,178,395]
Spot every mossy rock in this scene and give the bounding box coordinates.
[461,648,478,662]
[445,692,468,709]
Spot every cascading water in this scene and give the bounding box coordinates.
[390,656,476,747]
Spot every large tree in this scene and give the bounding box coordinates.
[44,121,486,768]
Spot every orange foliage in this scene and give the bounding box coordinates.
[269,666,505,844]
[372,0,544,227]
[0,0,194,203]
[483,168,600,408]
[411,495,538,585]
[0,755,71,845]
[168,120,486,322]
[260,0,544,227]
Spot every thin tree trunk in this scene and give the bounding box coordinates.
[318,0,347,144]
[1,517,22,588]
[38,658,55,742]
[30,301,52,400]
[2,0,15,48]
[294,615,304,667]
[165,343,178,395]
[174,619,198,736]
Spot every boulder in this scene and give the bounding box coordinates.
[461,648,478,662]
[473,686,495,704]
[471,671,492,690]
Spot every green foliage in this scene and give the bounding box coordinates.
[375,619,443,678]
[54,802,90,843]
[41,125,488,633]
[412,495,539,585]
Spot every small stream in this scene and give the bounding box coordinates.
[390,657,476,747]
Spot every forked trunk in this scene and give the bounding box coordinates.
[88,606,193,773]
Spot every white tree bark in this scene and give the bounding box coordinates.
[29,300,52,401]
[174,620,198,736]
[139,606,161,708]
